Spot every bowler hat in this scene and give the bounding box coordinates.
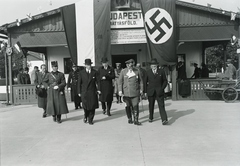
[101,57,108,63]
[51,61,58,67]
[125,59,135,64]
[149,58,159,65]
[84,59,93,65]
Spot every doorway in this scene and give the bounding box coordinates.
[111,54,137,68]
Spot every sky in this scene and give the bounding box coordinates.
[0,0,239,26]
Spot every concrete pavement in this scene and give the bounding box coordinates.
[1,99,240,166]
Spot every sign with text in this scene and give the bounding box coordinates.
[110,10,144,29]
[111,29,146,44]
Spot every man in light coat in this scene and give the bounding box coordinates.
[118,59,143,125]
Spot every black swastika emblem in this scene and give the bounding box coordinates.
[145,8,173,44]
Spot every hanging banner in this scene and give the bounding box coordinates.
[140,0,177,65]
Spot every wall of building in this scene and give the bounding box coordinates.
[47,46,70,79]
[111,43,148,69]
[177,42,202,78]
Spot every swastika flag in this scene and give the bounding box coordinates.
[140,0,176,65]
[61,0,111,66]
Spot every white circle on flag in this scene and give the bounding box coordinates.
[144,8,173,44]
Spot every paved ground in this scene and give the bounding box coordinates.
[1,99,240,166]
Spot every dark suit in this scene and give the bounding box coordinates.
[77,68,99,123]
[144,68,168,122]
[67,69,81,109]
[98,66,115,115]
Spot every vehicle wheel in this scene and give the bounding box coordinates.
[222,87,238,103]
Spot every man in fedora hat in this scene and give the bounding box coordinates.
[45,61,69,123]
[67,64,82,110]
[77,59,100,125]
[144,58,168,125]
[98,57,115,116]
[114,63,123,103]
[224,59,236,80]
[118,59,143,125]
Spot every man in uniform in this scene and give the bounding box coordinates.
[98,57,115,116]
[67,64,82,110]
[77,59,100,125]
[118,59,143,125]
[35,64,49,118]
[144,58,168,125]
[114,63,123,103]
[45,61,69,123]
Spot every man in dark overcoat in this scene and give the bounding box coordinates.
[144,58,168,125]
[77,59,100,125]
[98,57,115,116]
[34,64,49,118]
[45,61,69,123]
[67,64,82,110]
[118,59,143,125]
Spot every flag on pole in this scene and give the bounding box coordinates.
[140,0,177,65]
[61,0,111,66]
[14,41,21,53]
[231,12,236,21]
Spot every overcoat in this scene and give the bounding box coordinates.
[77,68,99,110]
[118,68,143,97]
[67,69,81,101]
[45,71,69,115]
[114,68,122,93]
[144,68,168,97]
[34,71,49,109]
[98,66,115,102]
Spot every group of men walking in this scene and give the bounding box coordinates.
[34,57,168,126]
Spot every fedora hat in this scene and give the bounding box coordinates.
[84,59,93,65]
[226,59,232,63]
[125,59,135,64]
[101,57,108,63]
[149,58,159,65]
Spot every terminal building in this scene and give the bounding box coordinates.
[0,0,239,101]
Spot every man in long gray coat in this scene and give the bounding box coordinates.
[45,61,69,123]
[35,64,48,118]
[77,59,100,125]
[98,57,115,116]
[118,59,143,125]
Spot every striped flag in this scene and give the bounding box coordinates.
[140,0,177,65]
[61,0,111,66]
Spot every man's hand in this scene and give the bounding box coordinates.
[102,76,106,80]
[97,91,101,95]
[140,90,143,95]
[68,87,71,90]
[41,85,44,88]
[78,94,81,97]
[53,86,58,90]
[119,91,123,96]
[37,85,40,88]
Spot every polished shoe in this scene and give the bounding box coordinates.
[148,119,153,123]
[162,120,168,125]
[53,117,57,122]
[134,121,142,125]
[57,120,62,124]
[102,110,106,114]
[128,119,133,124]
[75,107,78,110]
[83,118,87,123]
[79,105,82,109]
[89,122,94,125]
[107,112,111,116]
[43,114,47,118]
